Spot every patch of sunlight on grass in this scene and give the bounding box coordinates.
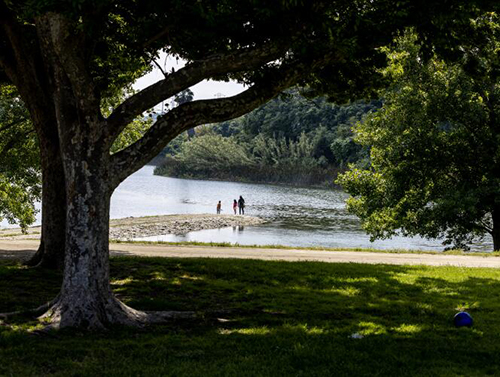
[285,323,325,335]
[262,309,286,315]
[426,286,459,296]
[289,286,308,292]
[218,327,271,336]
[5,322,45,333]
[470,328,484,336]
[358,321,388,336]
[336,277,379,284]
[390,272,418,284]
[169,277,182,286]
[180,274,203,281]
[455,301,480,312]
[111,277,134,286]
[328,286,361,296]
[290,285,360,296]
[151,272,167,281]
[415,302,434,314]
[392,324,423,334]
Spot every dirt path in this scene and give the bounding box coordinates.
[1,239,500,268]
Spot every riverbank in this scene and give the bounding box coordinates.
[0,214,266,240]
[154,163,338,188]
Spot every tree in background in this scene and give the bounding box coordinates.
[166,90,382,179]
[159,133,254,178]
[0,0,493,329]
[174,88,194,106]
[0,85,40,230]
[338,17,500,250]
[156,130,331,185]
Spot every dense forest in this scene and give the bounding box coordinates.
[154,90,382,186]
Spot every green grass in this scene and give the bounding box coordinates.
[111,239,500,257]
[1,257,500,376]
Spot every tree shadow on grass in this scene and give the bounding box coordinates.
[1,257,500,376]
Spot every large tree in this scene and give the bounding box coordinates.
[338,17,500,251]
[0,0,494,328]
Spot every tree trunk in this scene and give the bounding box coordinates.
[37,127,150,328]
[39,135,193,328]
[492,209,500,251]
[25,143,66,269]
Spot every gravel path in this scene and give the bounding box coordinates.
[1,239,500,268]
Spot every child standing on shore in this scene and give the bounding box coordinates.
[216,201,222,214]
[233,199,238,214]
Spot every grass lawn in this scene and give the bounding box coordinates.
[1,257,500,376]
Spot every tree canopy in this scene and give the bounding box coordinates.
[338,17,500,251]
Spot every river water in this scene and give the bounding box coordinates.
[2,165,491,251]
[116,166,492,251]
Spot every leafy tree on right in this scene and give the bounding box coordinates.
[337,16,500,251]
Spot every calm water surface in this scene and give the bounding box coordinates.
[3,165,491,251]
[119,166,492,251]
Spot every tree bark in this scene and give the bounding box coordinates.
[0,9,67,270]
[39,127,191,328]
[40,133,136,328]
[25,139,66,269]
[492,209,500,251]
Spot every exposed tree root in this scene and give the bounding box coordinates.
[1,293,196,331]
[37,295,196,330]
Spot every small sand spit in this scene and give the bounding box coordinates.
[0,214,265,241]
[109,214,265,240]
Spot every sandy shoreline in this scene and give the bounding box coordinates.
[0,214,266,240]
[109,214,265,240]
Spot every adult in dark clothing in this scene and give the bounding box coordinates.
[238,196,245,215]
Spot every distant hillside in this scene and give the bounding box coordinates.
[155,90,381,186]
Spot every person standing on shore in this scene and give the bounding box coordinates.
[233,199,238,215]
[216,201,222,214]
[238,196,245,215]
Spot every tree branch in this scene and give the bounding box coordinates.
[35,13,101,121]
[0,6,58,138]
[0,7,33,90]
[152,59,167,78]
[105,43,287,146]
[109,62,304,187]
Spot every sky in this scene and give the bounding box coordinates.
[133,52,245,110]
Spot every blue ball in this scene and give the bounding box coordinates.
[454,311,473,327]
